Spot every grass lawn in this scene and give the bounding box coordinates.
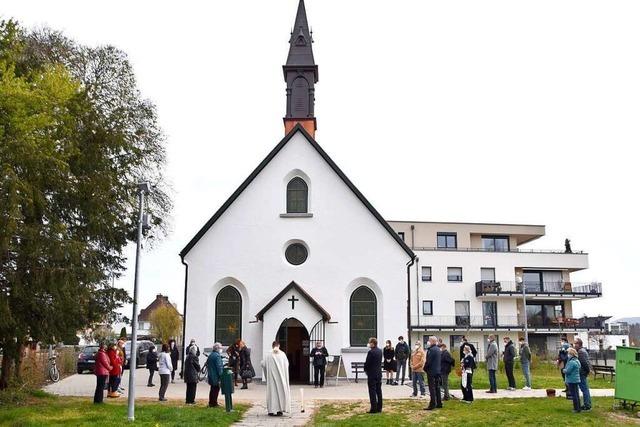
[444,361,614,390]
[0,390,248,426]
[313,397,640,426]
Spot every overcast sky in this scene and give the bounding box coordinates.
[4,1,639,320]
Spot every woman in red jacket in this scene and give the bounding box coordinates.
[107,343,123,398]
[94,343,112,404]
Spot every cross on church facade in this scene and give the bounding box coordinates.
[288,294,299,309]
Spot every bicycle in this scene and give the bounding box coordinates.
[48,354,60,382]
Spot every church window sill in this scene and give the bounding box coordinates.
[341,347,369,353]
[280,213,313,218]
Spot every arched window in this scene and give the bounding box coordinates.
[215,286,242,346]
[286,177,308,213]
[350,286,377,347]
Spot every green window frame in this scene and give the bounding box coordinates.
[215,286,242,346]
[350,286,377,347]
[286,177,308,213]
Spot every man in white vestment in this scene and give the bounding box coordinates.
[262,340,291,416]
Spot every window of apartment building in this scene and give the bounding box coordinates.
[448,267,463,282]
[455,300,470,327]
[523,270,564,292]
[525,302,564,327]
[437,232,457,249]
[480,268,496,283]
[398,231,405,242]
[422,300,433,315]
[483,301,497,327]
[481,235,510,251]
[421,266,432,282]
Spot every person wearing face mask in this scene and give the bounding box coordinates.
[503,336,517,391]
[424,336,442,411]
[309,341,329,388]
[485,335,498,393]
[146,345,158,387]
[460,345,476,403]
[439,343,455,401]
[206,342,224,407]
[409,341,426,398]
[394,336,410,386]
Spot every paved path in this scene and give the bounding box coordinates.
[234,400,312,427]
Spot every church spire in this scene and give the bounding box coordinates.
[283,0,318,137]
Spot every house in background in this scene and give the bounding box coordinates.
[138,294,183,343]
[576,316,631,350]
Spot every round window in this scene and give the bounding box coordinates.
[285,243,308,265]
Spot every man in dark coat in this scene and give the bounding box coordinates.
[503,336,517,390]
[459,336,477,361]
[168,339,179,383]
[424,336,442,410]
[439,343,455,400]
[363,337,383,414]
[146,345,158,387]
[310,341,329,388]
[394,336,410,385]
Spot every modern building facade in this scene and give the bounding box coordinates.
[389,221,603,358]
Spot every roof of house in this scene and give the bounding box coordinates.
[179,124,415,260]
[138,294,181,321]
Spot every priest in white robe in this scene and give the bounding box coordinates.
[261,340,291,416]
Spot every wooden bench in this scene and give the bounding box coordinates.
[592,364,615,382]
[351,362,385,383]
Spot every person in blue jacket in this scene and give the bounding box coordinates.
[563,347,583,413]
[207,342,224,407]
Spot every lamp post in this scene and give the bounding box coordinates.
[127,182,151,422]
[517,275,529,344]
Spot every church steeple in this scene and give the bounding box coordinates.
[283,0,318,137]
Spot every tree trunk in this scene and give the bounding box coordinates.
[13,343,25,384]
[0,348,14,390]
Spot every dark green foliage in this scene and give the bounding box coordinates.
[0,19,171,388]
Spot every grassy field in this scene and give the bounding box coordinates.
[313,397,639,426]
[0,389,248,426]
[442,361,614,390]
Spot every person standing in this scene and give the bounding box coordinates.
[146,345,158,387]
[519,337,532,390]
[169,339,179,383]
[557,337,570,394]
[459,336,477,361]
[439,343,455,401]
[207,342,224,407]
[460,345,476,403]
[184,345,201,404]
[383,340,397,385]
[116,339,126,393]
[107,343,122,398]
[262,341,291,416]
[562,347,583,413]
[364,337,383,414]
[574,338,592,411]
[158,343,173,401]
[485,335,498,393]
[227,339,241,387]
[93,343,112,404]
[394,336,410,386]
[239,341,255,390]
[424,336,442,411]
[309,341,328,388]
[410,341,426,398]
[503,336,517,390]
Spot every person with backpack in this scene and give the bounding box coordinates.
[574,338,592,411]
[146,345,158,387]
[562,347,583,413]
[460,344,476,403]
[557,337,570,394]
[394,336,410,386]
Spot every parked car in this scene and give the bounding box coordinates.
[124,340,155,369]
[77,345,100,374]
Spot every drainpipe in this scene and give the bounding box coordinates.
[406,256,416,348]
[415,256,420,325]
[179,256,189,379]
[410,225,415,250]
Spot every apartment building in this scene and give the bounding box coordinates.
[388,221,603,358]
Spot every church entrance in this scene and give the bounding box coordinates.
[276,318,310,384]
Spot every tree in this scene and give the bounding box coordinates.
[150,306,182,344]
[120,327,127,339]
[0,20,172,389]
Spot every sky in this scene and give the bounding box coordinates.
[3,0,639,321]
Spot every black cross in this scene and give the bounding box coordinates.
[288,294,299,310]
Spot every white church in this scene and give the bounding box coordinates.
[180,0,603,382]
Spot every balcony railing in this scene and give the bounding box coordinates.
[410,315,605,331]
[475,281,602,297]
[413,247,587,255]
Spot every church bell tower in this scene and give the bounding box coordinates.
[283,0,318,137]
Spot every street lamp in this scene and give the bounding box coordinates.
[516,275,529,344]
[128,182,151,422]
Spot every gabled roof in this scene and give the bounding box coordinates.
[138,294,181,321]
[179,124,415,260]
[255,281,330,321]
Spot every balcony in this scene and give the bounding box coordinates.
[414,247,587,255]
[409,315,606,332]
[475,281,602,300]
[522,316,605,332]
